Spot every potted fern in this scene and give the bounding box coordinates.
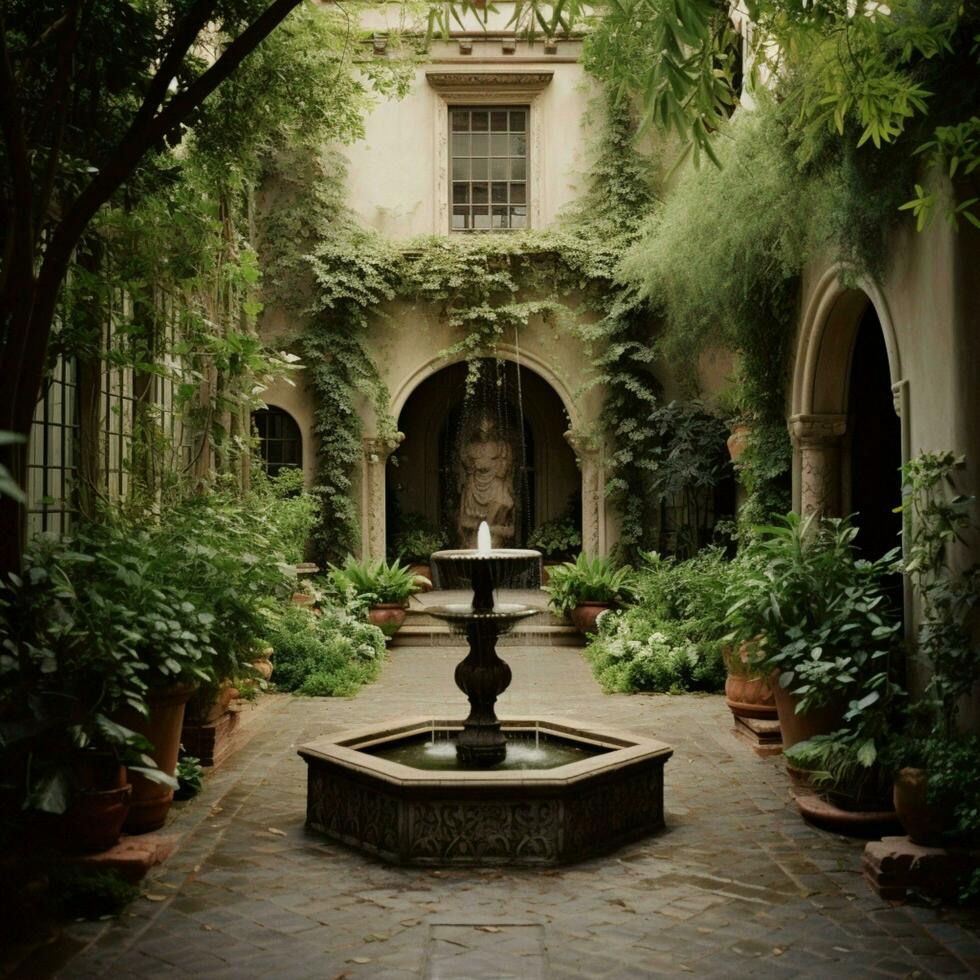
[329,556,423,637]
[544,554,634,634]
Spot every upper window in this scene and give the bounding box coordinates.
[253,406,302,476]
[450,107,528,232]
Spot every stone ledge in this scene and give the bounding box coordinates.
[68,833,177,883]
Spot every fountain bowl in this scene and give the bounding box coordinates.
[299,716,672,866]
[430,547,542,591]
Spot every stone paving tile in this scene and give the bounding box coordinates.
[25,646,980,979]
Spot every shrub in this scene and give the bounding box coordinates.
[528,516,582,560]
[584,548,731,694]
[328,556,420,605]
[264,604,386,697]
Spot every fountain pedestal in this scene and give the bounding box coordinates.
[427,546,540,767]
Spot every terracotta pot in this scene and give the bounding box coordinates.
[367,603,407,638]
[725,674,777,720]
[726,423,751,462]
[116,683,195,834]
[65,784,133,853]
[569,602,611,635]
[768,671,843,751]
[540,561,561,586]
[251,656,274,682]
[62,756,131,853]
[723,642,776,720]
[186,683,236,726]
[894,767,947,846]
[408,564,433,592]
[292,592,315,607]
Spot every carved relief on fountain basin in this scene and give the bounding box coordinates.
[299,717,672,866]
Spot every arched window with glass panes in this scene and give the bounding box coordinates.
[252,406,302,476]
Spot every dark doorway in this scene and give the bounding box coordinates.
[847,305,902,564]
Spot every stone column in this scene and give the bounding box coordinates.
[788,414,847,517]
[564,429,605,555]
[361,433,404,558]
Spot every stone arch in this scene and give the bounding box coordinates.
[789,265,910,610]
[362,348,608,559]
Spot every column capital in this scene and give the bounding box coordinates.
[363,432,404,464]
[563,428,600,458]
[788,414,847,445]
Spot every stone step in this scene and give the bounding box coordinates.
[391,624,584,648]
[404,606,566,628]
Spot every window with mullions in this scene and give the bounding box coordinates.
[253,406,302,476]
[450,107,528,231]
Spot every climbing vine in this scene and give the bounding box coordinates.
[280,93,673,561]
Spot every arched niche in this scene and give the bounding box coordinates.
[359,350,609,560]
[387,359,579,551]
[252,405,303,476]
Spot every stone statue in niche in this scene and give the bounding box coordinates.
[457,416,515,546]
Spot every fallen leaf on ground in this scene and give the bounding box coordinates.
[477,926,501,933]
[346,957,371,964]
[201,924,216,932]
[266,827,287,836]
[144,894,169,902]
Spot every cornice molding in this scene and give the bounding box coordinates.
[425,70,554,96]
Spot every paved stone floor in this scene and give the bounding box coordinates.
[34,646,980,978]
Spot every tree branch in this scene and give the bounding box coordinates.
[124,0,217,142]
[43,0,305,289]
[0,15,34,257]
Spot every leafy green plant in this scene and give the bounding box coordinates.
[528,516,582,560]
[544,554,634,617]
[390,514,445,563]
[785,731,892,809]
[584,548,731,693]
[328,556,421,606]
[175,751,204,801]
[264,604,386,698]
[725,513,902,719]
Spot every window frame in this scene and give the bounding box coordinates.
[448,105,530,233]
[426,71,553,235]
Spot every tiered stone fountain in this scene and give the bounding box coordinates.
[299,522,672,866]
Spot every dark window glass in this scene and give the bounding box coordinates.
[449,106,529,232]
[253,406,302,476]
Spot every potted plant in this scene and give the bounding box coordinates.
[544,554,634,634]
[885,452,980,850]
[329,556,423,637]
[390,516,445,592]
[0,532,192,850]
[528,516,582,582]
[725,513,902,751]
[722,640,776,721]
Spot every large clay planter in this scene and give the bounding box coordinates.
[894,767,947,846]
[724,673,777,720]
[117,683,195,834]
[63,757,131,853]
[768,671,843,751]
[186,683,235,726]
[569,602,611,635]
[368,603,407,638]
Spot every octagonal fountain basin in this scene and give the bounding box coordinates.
[299,717,672,866]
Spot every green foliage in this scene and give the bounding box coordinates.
[544,553,634,617]
[643,400,732,557]
[528,515,582,560]
[585,548,731,693]
[390,514,446,563]
[329,556,421,606]
[175,751,205,801]
[898,452,980,737]
[726,513,902,720]
[264,605,386,698]
[49,867,139,921]
[785,731,892,808]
